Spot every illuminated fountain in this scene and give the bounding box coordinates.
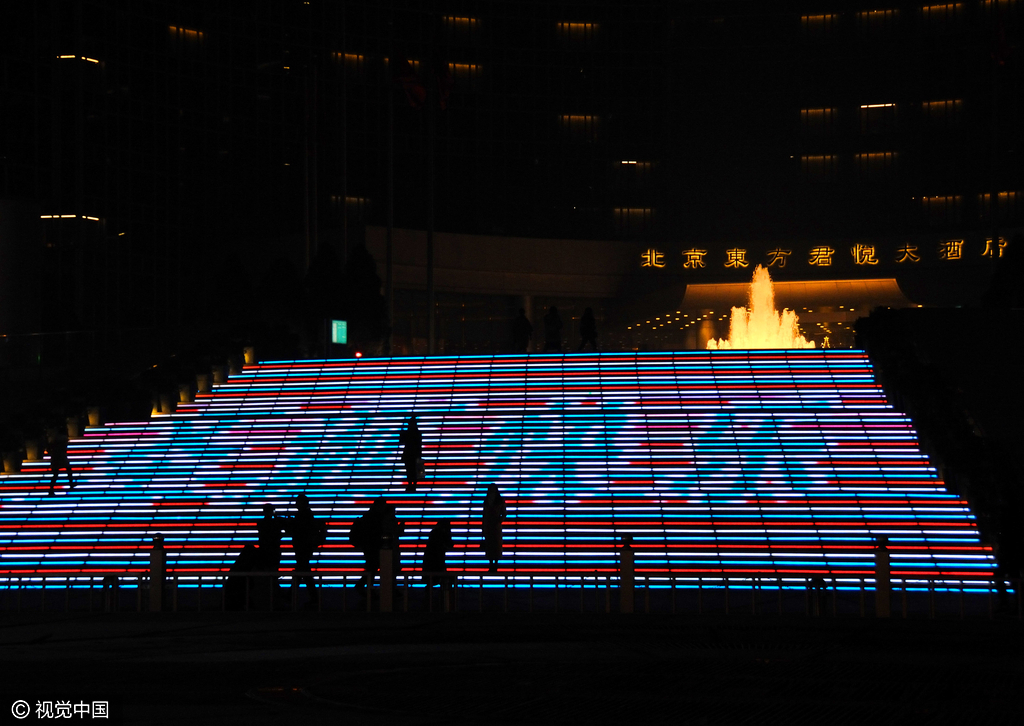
[706,264,815,349]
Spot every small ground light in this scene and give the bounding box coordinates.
[354,351,363,358]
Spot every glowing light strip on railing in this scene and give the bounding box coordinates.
[0,351,998,591]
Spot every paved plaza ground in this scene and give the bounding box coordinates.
[1,608,1021,725]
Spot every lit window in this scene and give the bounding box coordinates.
[921,100,962,130]
[57,55,100,64]
[169,25,204,43]
[332,52,364,76]
[558,22,598,49]
[978,191,1021,224]
[444,16,480,32]
[855,152,897,176]
[800,155,837,182]
[857,9,899,32]
[921,195,962,227]
[448,63,482,90]
[921,3,963,24]
[800,108,836,135]
[860,104,897,134]
[614,208,653,238]
[559,114,600,143]
[801,14,837,37]
[614,161,652,193]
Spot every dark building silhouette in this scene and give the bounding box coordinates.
[0,1,1020,359]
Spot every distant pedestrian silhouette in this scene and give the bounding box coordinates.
[399,416,424,491]
[381,500,403,582]
[257,503,286,573]
[286,494,326,602]
[422,520,453,586]
[350,498,386,592]
[578,307,598,351]
[511,308,533,353]
[543,306,563,352]
[46,426,74,495]
[482,484,507,572]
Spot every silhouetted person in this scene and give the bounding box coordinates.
[286,494,326,601]
[225,543,260,610]
[399,416,424,491]
[381,500,403,582]
[257,503,286,573]
[352,497,386,592]
[578,307,598,351]
[422,520,453,586]
[543,306,563,352]
[511,308,533,353]
[482,484,507,572]
[46,426,74,495]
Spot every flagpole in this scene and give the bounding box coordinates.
[386,8,394,356]
[427,16,436,356]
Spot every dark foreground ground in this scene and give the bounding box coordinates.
[0,610,1021,725]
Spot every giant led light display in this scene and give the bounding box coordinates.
[0,351,998,592]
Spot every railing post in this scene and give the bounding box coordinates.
[929,580,935,620]
[619,536,634,614]
[901,582,907,619]
[41,575,45,613]
[197,575,202,612]
[379,537,394,613]
[724,577,730,616]
[671,576,676,615]
[778,578,783,616]
[859,577,865,618]
[65,579,70,613]
[644,575,650,614]
[149,536,166,612]
[875,536,891,618]
[698,576,703,615]
[503,574,508,613]
[529,575,533,613]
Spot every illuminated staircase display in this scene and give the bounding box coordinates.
[0,351,998,592]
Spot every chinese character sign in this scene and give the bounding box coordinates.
[724,248,749,268]
[895,244,920,263]
[808,246,834,266]
[640,249,665,268]
[981,237,1008,258]
[766,248,792,267]
[939,239,964,260]
[682,249,707,269]
[850,244,878,265]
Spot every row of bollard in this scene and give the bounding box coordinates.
[5,534,1014,617]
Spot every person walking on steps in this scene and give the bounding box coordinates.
[47,425,74,495]
[511,308,533,353]
[543,306,563,353]
[286,494,326,604]
[578,307,598,352]
[399,415,424,492]
[482,484,507,572]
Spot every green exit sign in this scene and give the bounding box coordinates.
[331,320,348,344]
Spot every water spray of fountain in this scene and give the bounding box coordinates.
[706,265,815,349]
